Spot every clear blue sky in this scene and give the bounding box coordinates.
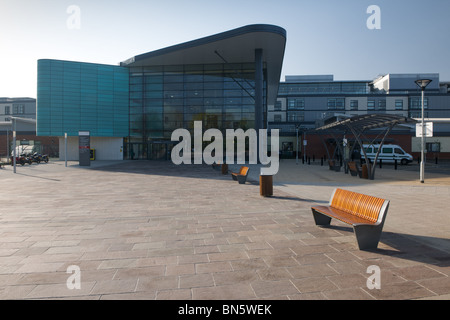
[1,0,449,98]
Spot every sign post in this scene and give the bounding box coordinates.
[78,131,90,167]
[65,133,68,167]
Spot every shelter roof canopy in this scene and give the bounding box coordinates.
[315,114,417,133]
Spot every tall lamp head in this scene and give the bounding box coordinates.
[415,79,432,90]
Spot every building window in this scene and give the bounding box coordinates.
[287,111,304,122]
[350,100,358,111]
[274,114,282,122]
[426,142,440,153]
[378,100,386,110]
[287,98,304,110]
[367,100,375,110]
[327,98,345,110]
[4,106,10,115]
[410,97,428,110]
[395,99,403,110]
[13,104,25,114]
[274,101,282,111]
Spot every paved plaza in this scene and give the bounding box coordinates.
[0,159,449,300]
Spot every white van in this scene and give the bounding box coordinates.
[361,144,413,165]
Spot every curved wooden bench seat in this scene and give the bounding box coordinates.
[231,166,250,184]
[311,188,389,250]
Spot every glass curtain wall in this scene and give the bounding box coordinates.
[127,63,266,160]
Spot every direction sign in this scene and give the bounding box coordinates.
[416,122,433,138]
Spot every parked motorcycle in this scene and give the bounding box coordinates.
[29,153,41,164]
[10,154,32,166]
[33,152,49,163]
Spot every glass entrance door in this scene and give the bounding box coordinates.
[127,143,147,160]
[148,143,167,160]
[125,142,175,160]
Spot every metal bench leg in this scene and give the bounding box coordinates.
[353,225,383,250]
[237,175,247,184]
[311,209,332,226]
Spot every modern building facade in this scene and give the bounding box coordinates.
[269,73,450,160]
[36,24,287,161]
[37,60,129,160]
[36,24,450,162]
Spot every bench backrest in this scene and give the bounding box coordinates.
[348,162,356,169]
[239,166,249,176]
[330,188,387,224]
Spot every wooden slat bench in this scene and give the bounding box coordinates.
[328,160,341,172]
[347,161,362,177]
[231,166,250,184]
[311,188,389,250]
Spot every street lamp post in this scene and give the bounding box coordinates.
[296,125,299,165]
[65,132,68,167]
[12,118,16,173]
[415,79,432,183]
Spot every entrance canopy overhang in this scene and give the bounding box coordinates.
[120,24,287,106]
[315,114,417,180]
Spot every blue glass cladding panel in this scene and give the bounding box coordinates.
[36,59,129,137]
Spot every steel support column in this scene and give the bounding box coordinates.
[255,48,264,162]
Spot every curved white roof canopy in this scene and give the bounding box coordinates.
[121,24,287,105]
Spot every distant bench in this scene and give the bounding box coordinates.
[328,160,341,172]
[347,161,362,177]
[212,162,229,175]
[311,188,389,250]
[231,166,250,184]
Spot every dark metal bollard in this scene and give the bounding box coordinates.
[394,159,398,170]
[221,164,228,175]
[379,159,382,169]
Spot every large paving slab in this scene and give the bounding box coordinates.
[0,159,449,300]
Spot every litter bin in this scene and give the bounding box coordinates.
[260,175,273,197]
[90,149,96,161]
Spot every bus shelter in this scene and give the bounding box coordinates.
[315,114,416,180]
